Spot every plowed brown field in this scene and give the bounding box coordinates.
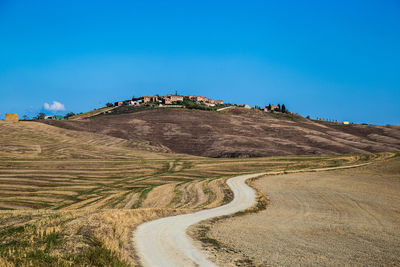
[42,108,400,158]
[206,158,400,266]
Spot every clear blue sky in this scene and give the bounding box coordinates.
[0,0,399,124]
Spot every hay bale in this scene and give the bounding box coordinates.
[5,113,19,121]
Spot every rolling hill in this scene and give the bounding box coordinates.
[1,111,398,266]
[41,107,400,157]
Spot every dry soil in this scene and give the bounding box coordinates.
[42,108,400,157]
[207,158,400,266]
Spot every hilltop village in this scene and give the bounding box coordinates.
[3,93,352,124]
[110,94,286,112]
[3,94,291,122]
[114,94,224,107]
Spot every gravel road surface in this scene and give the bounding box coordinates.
[133,173,264,267]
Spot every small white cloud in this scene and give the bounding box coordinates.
[44,101,66,112]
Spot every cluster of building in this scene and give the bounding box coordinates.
[232,104,279,112]
[264,104,279,112]
[114,94,224,107]
[44,115,63,120]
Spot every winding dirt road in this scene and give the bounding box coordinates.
[132,163,375,266]
[133,173,264,267]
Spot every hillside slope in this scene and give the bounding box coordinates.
[69,106,116,120]
[42,108,400,157]
[0,120,170,159]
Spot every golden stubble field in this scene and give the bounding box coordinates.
[0,120,398,266]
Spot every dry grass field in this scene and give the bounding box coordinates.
[0,120,398,266]
[202,156,400,266]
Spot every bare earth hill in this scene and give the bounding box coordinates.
[42,107,400,158]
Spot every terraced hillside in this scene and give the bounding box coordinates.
[43,107,400,157]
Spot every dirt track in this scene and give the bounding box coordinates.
[207,158,400,266]
[133,173,263,267]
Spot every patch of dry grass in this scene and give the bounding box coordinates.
[0,208,191,266]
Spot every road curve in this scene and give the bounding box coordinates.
[133,173,265,267]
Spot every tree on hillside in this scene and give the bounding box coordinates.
[282,104,286,113]
[64,112,75,119]
[34,112,46,120]
[277,104,281,111]
[106,102,113,107]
